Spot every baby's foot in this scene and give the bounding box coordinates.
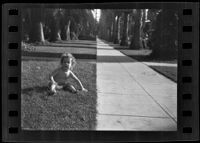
[47,89,57,96]
[49,92,57,96]
[63,84,77,94]
[71,88,77,94]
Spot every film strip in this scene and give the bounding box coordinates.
[179,5,199,137]
[2,3,199,142]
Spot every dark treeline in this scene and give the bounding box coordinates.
[22,8,97,43]
[22,8,178,59]
[98,9,178,59]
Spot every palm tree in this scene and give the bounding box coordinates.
[28,8,45,43]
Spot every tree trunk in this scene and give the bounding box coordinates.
[66,20,71,41]
[120,12,129,46]
[57,31,61,41]
[29,22,45,43]
[114,15,120,44]
[107,28,110,41]
[129,10,143,49]
[56,20,62,41]
[112,16,116,42]
[29,8,45,43]
[109,26,112,42]
[71,32,79,40]
[39,22,45,42]
[61,24,66,40]
[49,20,61,42]
[140,9,146,49]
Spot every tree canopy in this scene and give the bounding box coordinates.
[98,9,178,59]
[22,8,178,59]
[22,8,97,43]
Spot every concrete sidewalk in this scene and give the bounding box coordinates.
[96,39,177,131]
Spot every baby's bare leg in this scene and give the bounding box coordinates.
[48,81,57,93]
[63,83,77,93]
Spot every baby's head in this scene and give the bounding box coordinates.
[60,53,76,70]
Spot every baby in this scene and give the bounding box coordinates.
[48,53,88,95]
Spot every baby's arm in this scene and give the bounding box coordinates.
[49,68,59,84]
[48,68,60,94]
[69,71,88,92]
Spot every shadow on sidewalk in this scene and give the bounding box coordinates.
[102,41,177,62]
[97,55,137,63]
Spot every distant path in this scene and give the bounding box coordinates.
[96,38,177,130]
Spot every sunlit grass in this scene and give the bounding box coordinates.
[21,60,97,130]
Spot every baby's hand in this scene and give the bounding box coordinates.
[49,88,57,96]
[52,81,57,85]
[81,88,88,92]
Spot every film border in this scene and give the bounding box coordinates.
[2,2,199,142]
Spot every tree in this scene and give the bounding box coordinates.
[28,8,45,43]
[71,9,96,40]
[47,9,67,41]
[98,10,108,40]
[22,8,97,43]
[113,14,120,44]
[129,9,143,49]
[98,9,138,45]
[104,10,115,41]
[149,9,178,59]
[120,11,130,46]
[21,9,31,42]
[98,9,124,43]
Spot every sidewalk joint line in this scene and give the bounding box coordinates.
[97,113,171,119]
[97,91,147,96]
[119,62,177,124]
[96,39,177,129]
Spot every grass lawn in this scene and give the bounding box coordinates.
[147,66,177,82]
[110,44,177,82]
[22,41,97,60]
[22,41,96,55]
[21,60,97,130]
[131,55,177,82]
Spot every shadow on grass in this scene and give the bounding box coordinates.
[55,39,97,43]
[22,86,48,94]
[28,40,97,47]
[22,51,96,59]
[22,86,49,100]
[22,56,60,61]
[42,44,97,49]
[128,55,177,62]
[150,66,177,82]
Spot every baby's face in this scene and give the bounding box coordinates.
[61,57,72,70]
